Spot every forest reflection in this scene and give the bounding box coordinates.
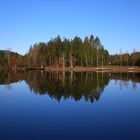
[0,71,140,102]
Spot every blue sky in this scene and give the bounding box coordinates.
[0,0,140,55]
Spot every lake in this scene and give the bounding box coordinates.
[0,71,140,140]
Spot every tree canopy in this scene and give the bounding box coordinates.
[22,35,110,68]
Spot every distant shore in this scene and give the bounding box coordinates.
[1,66,140,73]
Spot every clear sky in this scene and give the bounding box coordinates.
[0,0,140,55]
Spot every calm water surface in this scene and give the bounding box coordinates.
[0,71,140,140]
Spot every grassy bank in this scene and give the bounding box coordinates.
[3,66,139,73]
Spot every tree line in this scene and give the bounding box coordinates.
[110,51,140,66]
[24,35,109,68]
[0,50,20,67]
[0,35,140,68]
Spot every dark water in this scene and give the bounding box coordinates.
[0,71,140,140]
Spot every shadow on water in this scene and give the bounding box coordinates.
[0,70,140,102]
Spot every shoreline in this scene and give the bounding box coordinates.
[1,66,139,73]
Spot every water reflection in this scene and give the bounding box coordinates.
[0,71,140,102]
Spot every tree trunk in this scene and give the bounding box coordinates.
[70,53,73,68]
[85,57,88,67]
[133,61,134,67]
[62,53,65,69]
[57,59,59,69]
[81,61,83,66]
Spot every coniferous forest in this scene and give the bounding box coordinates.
[0,35,140,68]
